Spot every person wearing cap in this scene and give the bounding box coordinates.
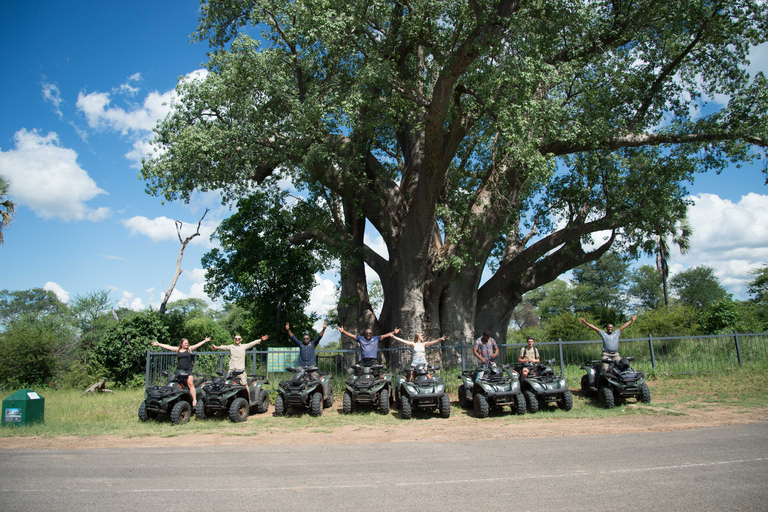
[212,333,269,401]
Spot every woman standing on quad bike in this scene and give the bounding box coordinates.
[392,333,447,380]
[151,337,210,406]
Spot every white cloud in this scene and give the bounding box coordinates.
[670,192,768,299]
[307,274,337,319]
[77,89,175,134]
[0,129,111,222]
[43,282,69,303]
[116,289,145,310]
[41,82,63,118]
[121,215,217,247]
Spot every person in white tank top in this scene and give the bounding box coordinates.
[392,332,447,380]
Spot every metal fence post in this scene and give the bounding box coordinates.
[557,338,565,376]
[460,338,465,372]
[145,349,151,388]
[648,335,657,370]
[734,332,743,367]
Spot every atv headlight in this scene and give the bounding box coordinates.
[436,383,445,393]
[405,385,417,394]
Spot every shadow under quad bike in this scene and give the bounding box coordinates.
[139,370,207,425]
[393,364,451,419]
[580,356,651,408]
[273,366,334,417]
[199,370,270,422]
[342,363,393,415]
[457,362,526,418]
[516,359,573,413]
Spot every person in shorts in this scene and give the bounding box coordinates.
[392,332,446,380]
[473,330,499,381]
[212,334,269,401]
[518,336,540,379]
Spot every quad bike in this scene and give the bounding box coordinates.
[138,370,207,425]
[199,369,270,422]
[516,359,573,413]
[342,363,393,415]
[457,362,526,418]
[273,366,334,417]
[580,356,651,408]
[393,364,451,419]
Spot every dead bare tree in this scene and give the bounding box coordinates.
[159,208,209,314]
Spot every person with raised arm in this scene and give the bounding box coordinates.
[580,316,638,373]
[391,332,446,380]
[212,334,269,402]
[151,336,210,406]
[338,326,401,366]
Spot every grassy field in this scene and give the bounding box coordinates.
[1,368,766,439]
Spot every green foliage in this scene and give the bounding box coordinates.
[670,266,729,309]
[747,265,768,304]
[571,251,630,319]
[183,315,230,345]
[0,315,74,387]
[0,288,66,328]
[627,305,702,337]
[165,298,213,319]
[628,265,664,311]
[0,174,15,245]
[543,312,596,343]
[202,186,330,340]
[523,279,573,321]
[92,310,170,386]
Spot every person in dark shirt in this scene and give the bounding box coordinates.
[151,336,210,406]
[286,322,327,378]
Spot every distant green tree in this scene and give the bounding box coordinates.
[747,265,768,304]
[571,251,631,325]
[523,279,573,321]
[0,314,75,387]
[670,266,728,309]
[92,310,170,386]
[217,303,247,337]
[165,298,212,318]
[202,186,330,341]
[628,265,664,311]
[0,288,66,328]
[700,297,739,334]
[0,175,16,245]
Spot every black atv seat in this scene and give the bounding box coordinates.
[192,376,205,387]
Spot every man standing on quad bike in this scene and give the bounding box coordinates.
[473,331,499,381]
[580,316,637,373]
[286,321,328,378]
[212,334,269,401]
[151,337,210,407]
[518,336,540,379]
[338,326,401,366]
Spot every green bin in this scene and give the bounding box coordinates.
[2,389,45,426]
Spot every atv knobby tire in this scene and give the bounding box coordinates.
[194,398,208,420]
[323,387,334,409]
[438,394,451,418]
[400,395,412,419]
[514,393,527,415]
[138,401,151,422]
[581,375,594,397]
[256,389,270,413]
[599,386,615,409]
[310,391,323,416]
[457,384,469,409]
[274,394,285,416]
[229,397,249,422]
[474,392,489,418]
[523,390,538,413]
[378,388,390,415]
[342,390,354,414]
[558,390,574,411]
[638,382,651,403]
[170,401,192,425]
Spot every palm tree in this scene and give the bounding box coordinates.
[0,175,16,245]
[654,218,692,306]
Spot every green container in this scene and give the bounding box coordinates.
[2,389,45,426]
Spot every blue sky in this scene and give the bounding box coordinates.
[1,1,766,335]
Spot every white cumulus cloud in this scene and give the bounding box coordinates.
[43,282,70,303]
[121,215,217,247]
[0,129,111,221]
[670,192,768,299]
